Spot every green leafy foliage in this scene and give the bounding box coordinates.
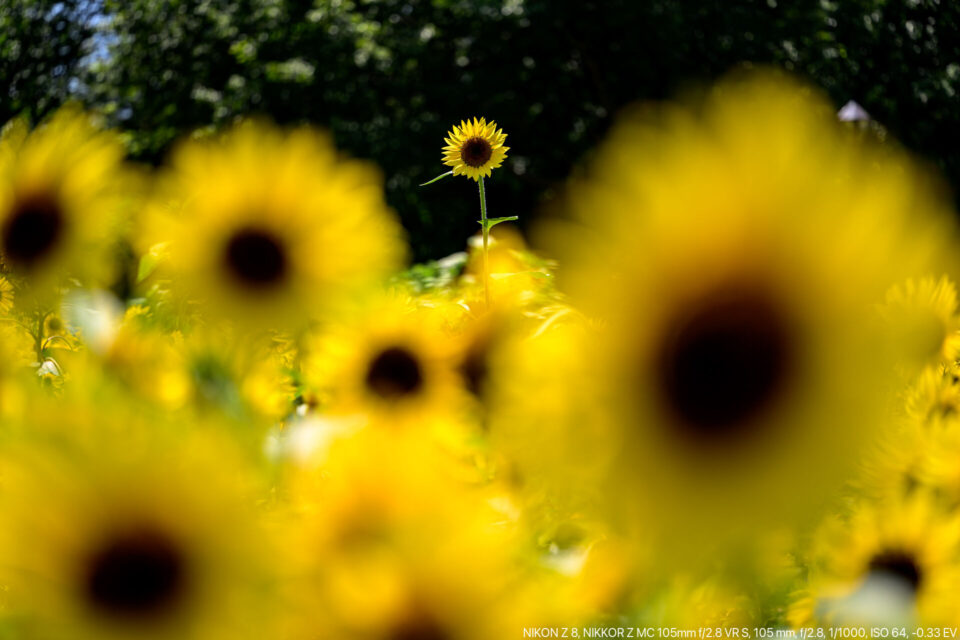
[6,1,960,260]
[1,0,98,123]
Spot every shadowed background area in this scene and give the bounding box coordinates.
[3,0,959,261]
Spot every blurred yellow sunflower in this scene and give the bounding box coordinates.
[442,117,509,181]
[44,311,67,337]
[919,427,960,507]
[174,324,296,424]
[301,294,465,430]
[99,307,192,410]
[904,364,960,429]
[0,402,281,640]
[455,311,507,409]
[0,106,130,297]
[880,275,960,371]
[855,423,930,502]
[144,120,406,332]
[789,494,960,628]
[502,71,957,561]
[284,432,533,640]
[856,365,960,500]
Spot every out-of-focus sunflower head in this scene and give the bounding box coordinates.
[511,70,958,563]
[284,432,529,640]
[44,312,68,337]
[143,120,407,333]
[0,106,132,300]
[919,427,960,507]
[101,307,192,410]
[904,364,960,430]
[879,276,960,372]
[490,320,619,520]
[856,362,960,501]
[0,400,282,640]
[177,324,295,423]
[855,420,930,502]
[301,293,467,433]
[442,117,509,182]
[452,306,518,414]
[789,494,960,629]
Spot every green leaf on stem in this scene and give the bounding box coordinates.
[478,216,519,230]
[419,170,454,187]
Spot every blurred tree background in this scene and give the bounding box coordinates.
[1,1,99,122]
[3,0,959,261]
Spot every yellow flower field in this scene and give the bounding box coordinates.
[3,70,960,638]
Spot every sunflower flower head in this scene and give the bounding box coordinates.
[442,117,509,181]
[499,71,958,567]
[0,105,133,299]
[284,431,533,640]
[144,120,407,333]
[789,493,960,628]
[879,275,960,372]
[301,293,467,434]
[0,398,283,640]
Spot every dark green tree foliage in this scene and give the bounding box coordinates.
[15,0,960,260]
[1,0,98,123]
[819,0,960,209]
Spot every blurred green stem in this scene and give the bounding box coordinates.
[478,176,490,309]
[34,310,49,364]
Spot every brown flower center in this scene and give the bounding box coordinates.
[1,193,65,268]
[85,529,187,619]
[365,346,424,400]
[460,137,493,168]
[224,227,287,288]
[655,288,793,440]
[868,550,922,592]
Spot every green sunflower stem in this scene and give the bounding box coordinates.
[478,176,490,309]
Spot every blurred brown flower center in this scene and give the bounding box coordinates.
[85,529,187,619]
[868,550,922,592]
[366,346,424,399]
[224,227,287,287]
[656,288,792,439]
[2,193,64,268]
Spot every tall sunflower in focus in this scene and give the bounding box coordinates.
[442,117,509,181]
[144,121,406,332]
[498,71,957,562]
[0,402,281,640]
[0,106,130,297]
